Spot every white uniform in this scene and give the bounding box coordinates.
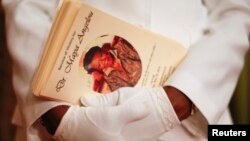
[2,0,250,141]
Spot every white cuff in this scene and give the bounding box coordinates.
[150,87,180,131]
[165,70,218,124]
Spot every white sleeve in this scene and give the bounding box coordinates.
[166,0,250,124]
[2,0,71,140]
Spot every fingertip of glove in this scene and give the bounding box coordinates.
[80,96,92,106]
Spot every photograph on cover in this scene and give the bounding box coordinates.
[80,35,142,94]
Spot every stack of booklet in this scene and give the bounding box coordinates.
[32,0,187,104]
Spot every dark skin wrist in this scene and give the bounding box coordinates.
[41,86,192,135]
[41,105,69,135]
[163,86,192,121]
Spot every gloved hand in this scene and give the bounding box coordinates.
[53,102,150,141]
[81,87,180,141]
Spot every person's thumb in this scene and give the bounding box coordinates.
[81,91,120,107]
[117,102,152,126]
[84,102,151,134]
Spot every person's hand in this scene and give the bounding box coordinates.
[81,87,180,141]
[53,103,150,141]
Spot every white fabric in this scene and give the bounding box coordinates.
[53,103,150,141]
[2,0,71,140]
[81,87,180,141]
[2,0,250,141]
[163,0,250,139]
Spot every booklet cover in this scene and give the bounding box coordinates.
[32,0,187,104]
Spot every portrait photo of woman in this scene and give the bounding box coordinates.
[83,35,142,93]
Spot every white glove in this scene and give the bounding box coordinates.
[81,87,180,141]
[53,103,150,141]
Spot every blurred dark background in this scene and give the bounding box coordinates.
[0,2,249,141]
[0,2,17,141]
[230,51,250,124]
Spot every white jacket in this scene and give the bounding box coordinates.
[2,0,250,141]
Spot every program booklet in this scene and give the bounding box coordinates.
[32,0,187,104]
